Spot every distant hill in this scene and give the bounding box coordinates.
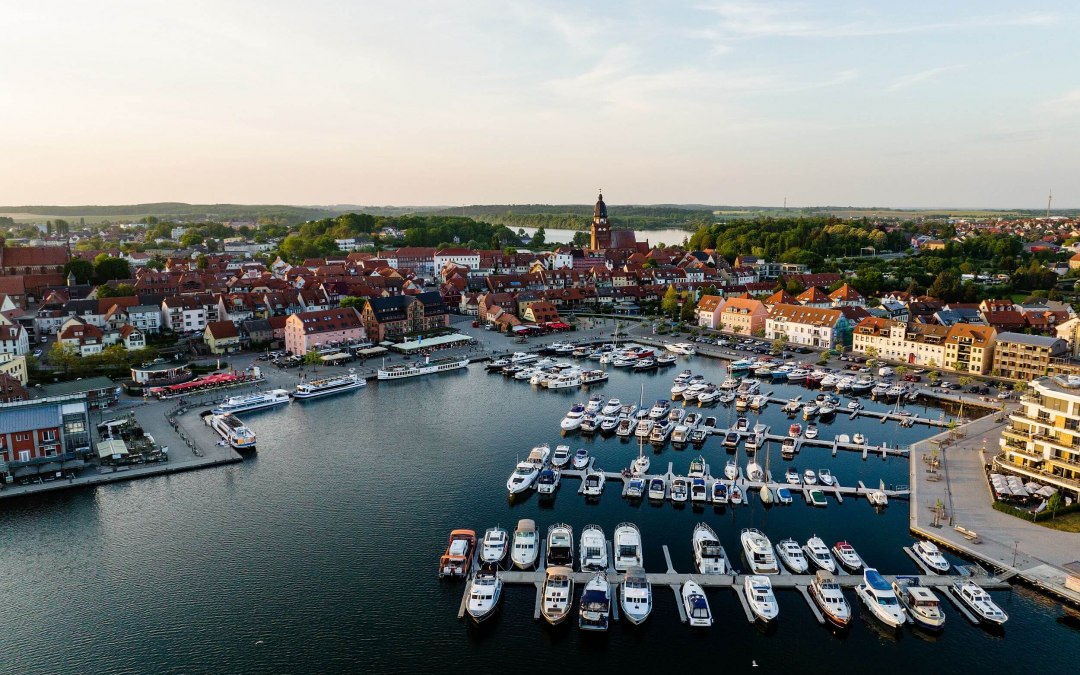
[0,203,439,225]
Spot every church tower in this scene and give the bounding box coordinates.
[590,191,610,250]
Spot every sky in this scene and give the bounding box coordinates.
[2,0,1078,208]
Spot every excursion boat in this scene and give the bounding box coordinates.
[580,525,608,570]
[745,575,779,622]
[582,470,605,497]
[465,571,502,623]
[480,527,509,566]
[438,529,476,578]
[741,528,779,574]
[647,476,666,500]
[620,567,653,625]
[552,445,571,468]
[511,519,539,569]
[541,566,575,625]
[670,477,689,503]
[856,568,907,628]
[572,448,590,469]
[694,523,731,574]
[291,372,366,399]
[211,389,290,415]
[804,536,837,573]
[810,571,851,628]
[208,413,257,450]
[912,541,951,574]
[536,468,561,495]
[711,481,729,504]
[832,541,864,572]
[775,538,809,573]
[561,404,586,431]
[377,356,469,380]
[613,523,644,572]
[546,523,574,567]
[682,580,713,627]
[952,579,1009,625]
[579,572,612,631]
[893,577,945,631]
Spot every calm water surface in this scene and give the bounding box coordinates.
[1,358,1077,674]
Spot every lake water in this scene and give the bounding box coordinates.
[1,358,1077,674]
[518,226,690,248]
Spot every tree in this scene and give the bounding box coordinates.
[179,231,204,248]
[63,259,94,284]
[145,256,166,271]
[661,286,679,317]
[958,375,974,388]
[894,365,909,377]
[93,255,131,283]
[531,227,546,248]
[196,254,210,269]
[771,336,787,354]
[679,295,697,322]
[339,296,367,312]
[97,283,136,298]
[928,370,941,382]
[571,231,589,247]
[864,346,879,358]
[48,342,79,374]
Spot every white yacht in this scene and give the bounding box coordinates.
[635,419,655,439]
[509,351,538,364]
[667,342,697,355]
[631,449,650,476]
[572,448,589,469]
[775,538,809,573]
[785,467,800,484]
[745,575,779,622]
[649,420,673,444]
[536,468,561,495]
[620,567,653,625]
[803,536,837,573]
[818,468,834,486]
[582,469,605,497]
[856,568,907,628]
[548,372,582,389]
[208,413,257,450]
[803,469,818,486]
[540,566,575,625]
[613,523,643,572]
[688,456,706,479]
[578,571,611,631]
[580,524,608,571]
[465,571,502,623]
[669,477,689,503]
[647,476,666,500]
[584,394,605,413]
[912,540,951,574]
[805,424,818,439]
[693,523,731,575]
[746,461,764,482]
[560,404,586,431]
[511,519,539,569]
[480,527,509,566]
[853,432,866,445]
[952,579,1009,625]
[211,389,290,415]
[601,398,622,416]
[546,524,574,567]
[893,577,946,631]
[682,580,713,627]
[551,445,571,468]
[648,400,671,420]
[831,541,864,572]
[810,571,851,628]
[290,372,366,399]
[506,460,540,494]
[724,459,738,481]
[599,416,620,434]
[710,481,729,504]
[741,528,779,574]
[615,417,639,437]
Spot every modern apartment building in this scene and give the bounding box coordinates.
[992,332,1069,380]
[997,375,1080,500]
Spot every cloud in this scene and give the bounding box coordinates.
[1038,89,1080,116]
[888,64,967,91]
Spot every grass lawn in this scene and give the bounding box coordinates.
[1037,510,1080,533]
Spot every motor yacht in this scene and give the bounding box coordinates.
[710,481,729,504]
[465,571,502,623]
[507,460,541,494]
[536,468,561,495]
[803,403,819,420]
[789,423,802,438]
[541,566,575,625]
[719,391,736,405]
[552,444,571,468]
[775,538,809,573]
[802,536,836,572]
[688,456,706,478]
[599,416,620,434]
[546,523,574,567]
[438,529,476,578]
[952,579,1008,625]
[782,398,802,414]
[787,369,809,382]
[560,404,586,431]
[511,519,539,569]
[853,433,866,445]
[648,400,671,419]
[582,470,605,497]
[893,577,945,631]
[620,567,653,625]
[667,407,686,424]
[579,413,601,435]
[820,374,839,389]
[781,437,797,457]
[690,478,708,502]
[579,525,608,571]
[805,424,818,439]
[571,448,590,470]
[803,469,817,485]
[724,431,740,449]
[615,417,639,437]
[613,523,643,572]
[724,459,738,480]
[697,386,721,405]
[635,419,655,439]
[601,399,622,416]
[785,467,800,484]
[831,541,864,572]
[480,527,509,566]
[649,420,673,444]
[818,468,834,486]
[741,528,779,574]
[856,568,907,629]
[682,580,713,627]
[912,540,950,574]
[745,575,779,622]
[670,477,690,503]
[647,476,666,500]
[625,476,646,499]
[810,571,851,628]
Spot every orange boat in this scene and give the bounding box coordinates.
[438,529,477,579]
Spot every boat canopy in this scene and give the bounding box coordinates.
[865,569,891,591]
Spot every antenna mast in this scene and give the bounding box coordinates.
[1047,189,1052,218]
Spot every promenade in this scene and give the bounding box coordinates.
[909,408,1080,605]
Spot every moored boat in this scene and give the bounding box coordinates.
[745,575,779,622]
[694,523,731,574]
[613,523,643,572]
[291,372,366,399]
[541,566,575,625]
[465,571,502,623]
[831,541,864,572]
[893,577,946,631]
[580,524,608,571]
[546,523,574,567]
[438,529,476,578]
[741,528,779,574]
[775,538,809,573]
[804,536,837,572]
[511,519,539,569]
[810,570,851,628]
[856,568,907,628]
[620,567,653,625]
[480,526,509,566]
[912,540,951,574]
[682,580,713,627]
[952,579,1009,625]
[211,388,290,415]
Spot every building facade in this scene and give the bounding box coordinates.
[765,304,846,349]
[360,291,449,342]
[719,297,768,335]
[0,396,92,481]
[695,295,725,329]
[997,375,1080,500]
[993,332,1070,380]
[284,308,365,355]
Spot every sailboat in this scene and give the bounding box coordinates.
[759,440,774,504]
[632,385,650,475]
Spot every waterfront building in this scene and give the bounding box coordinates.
[0,396,92,482]
[993,332,1070,381]
[161,296,208,334]
[766,304,846,349]
[719,297,768,336]
[360,291,449,342]
[204,321,241,355]
[284,308,366,356]
[997,375,1080,500]
[695,295,726,329]
[852,317,947,367]
[35,376,120,411]
[942,323,996,374]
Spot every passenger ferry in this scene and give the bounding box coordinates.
[208,413,257,450]
[377,356,469,380]
[291,371,366,400]
[211,389,290,415]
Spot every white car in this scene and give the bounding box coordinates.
[997,391,1011,400]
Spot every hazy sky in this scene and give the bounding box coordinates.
[2,1,1078,208]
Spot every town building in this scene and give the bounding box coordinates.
[992,332,1070,381]
[59,319,105,357]
[161,296,207,334]
[766,304,846,350]
[695,295,725,329]
[0,397,92,481]
[360,291,449,342]
[719,297,768,336]
[942,324,996,375]
[997,375,1080,501]
[204,321,241,355]
[0,353,28,385]
[284,308,365,356]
